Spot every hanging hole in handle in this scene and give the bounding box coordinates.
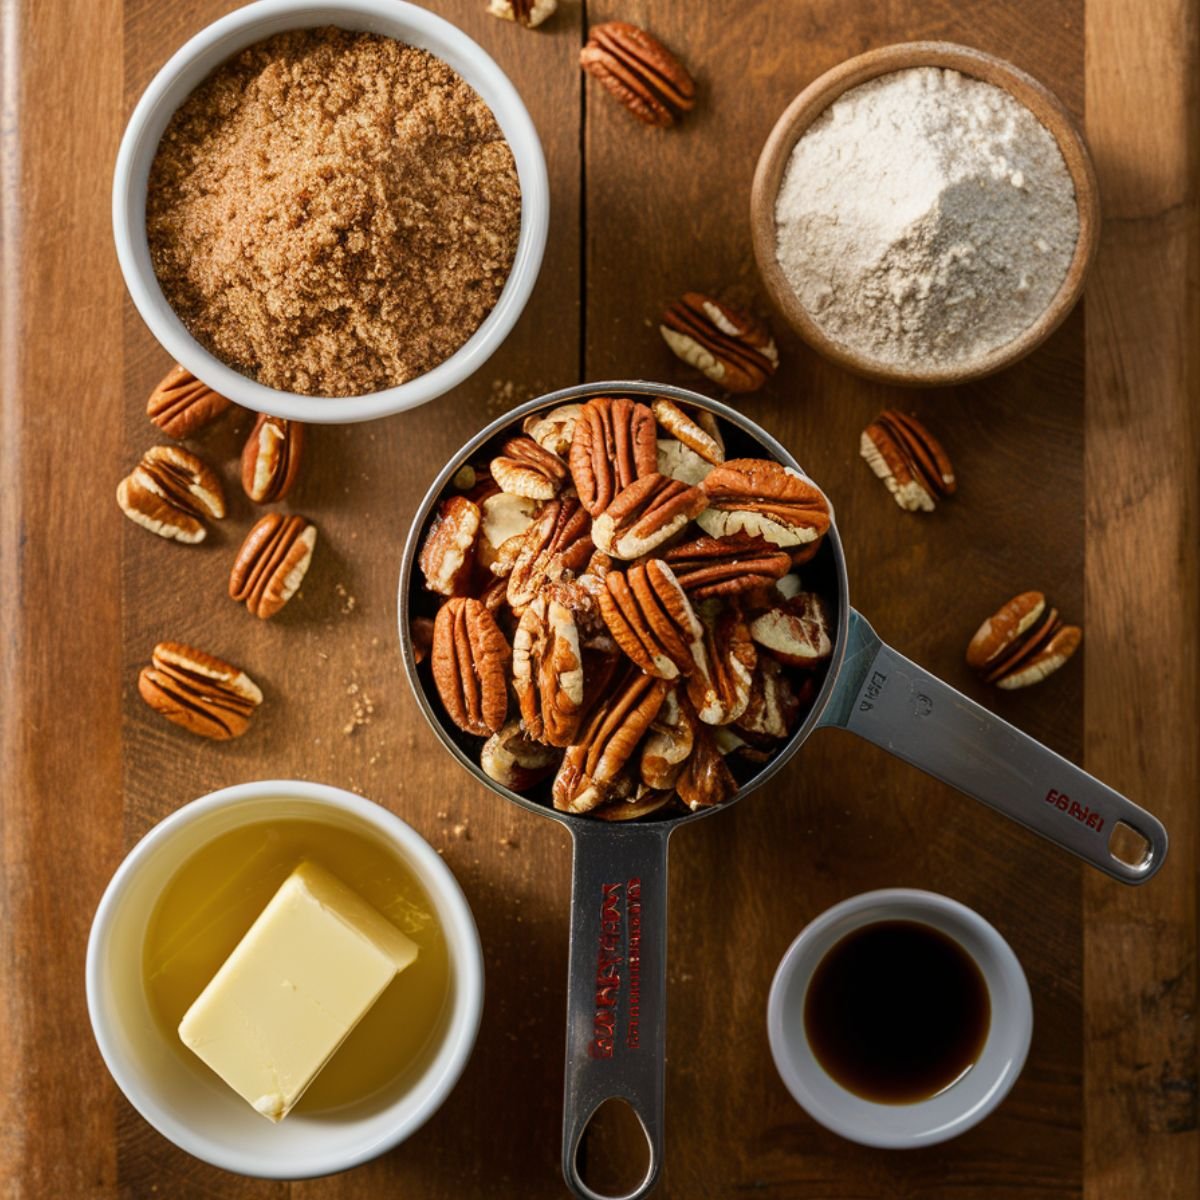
[572,1097,655,1200]
[1108,820,1153,869]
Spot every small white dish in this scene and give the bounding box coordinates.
[86,780,483,1179]
[767,889,1031,1148]
[112,0,549,424]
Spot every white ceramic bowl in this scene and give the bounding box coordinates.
[86,780,483,1178]
[113,0,549,424]
[767,889,1032,1148]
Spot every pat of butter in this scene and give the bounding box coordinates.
[178,861,418,1121]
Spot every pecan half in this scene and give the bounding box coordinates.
[138,642,262,740]
[490,436,568,500]
[598,559,702,680]
[506,497,593,610]
[481,720,561,790]
[749,592,833,668]
[660,296,778,394]
[117,445,225,543]
[512,594,585,747]
[579,21,695,128]
[675,724,738,811]
[861,411,956,513]
[640,688,696,791]
[592,473,708,560]
[431,598,512,736]
[688,602,756,725]
[663,532,791,600]
[486,0,556,28]
[523,404,582,457]
[553,670,671,813]
[652,398,725,464]
[419,496,481,596]
[479,492,540,577]
[657,438,714,486]
[229,513,317,619]
[699,459,831,547]
[737,657,802,740]
[569,396,658,516]
[146,365,232,439]
[242,414,304,504]
[967,592,1081,689]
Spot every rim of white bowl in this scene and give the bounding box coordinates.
[112,0,549,424]
[85,779,484,1178]
[766,888,1032,1149]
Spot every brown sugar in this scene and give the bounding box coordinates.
[146,28,522,397]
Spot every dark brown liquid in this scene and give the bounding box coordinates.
[804,920,990,1104]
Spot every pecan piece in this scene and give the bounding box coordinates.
[523,404,582,457]
[861,411,956,513]
[651,398,725,464]
[592,473,708,560]
[419,496,481,597]
[579,21,696,128]
[737,657,802,740]
[487,0,556,28]
[569,396,657,516]
[749,592,833,669]
[553,670,671,813]
[138,642,262,740]
[967,592,1081,690]
[639,688,696,791]
[479,492,539,577]
[512,594,585,747]
[598,559,702,680]
[431,598,511,736]
[481,720,561,791]
[229,513,317,619]
[242,414,304,504]
[699,459,831,547]
[657,438,714,486]
[675,724,738,811]
[592,788,677,822]
[663,532,791,600]
[146,365,232,439]
[688,602,756,725]
[506,497,593,610]
[491,435,568,500]
[411,616,436,665]
[660,296,778,394]
[117,445,225,543]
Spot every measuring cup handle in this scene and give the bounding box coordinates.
[561,821,670,1200]
[818,610,1168,884]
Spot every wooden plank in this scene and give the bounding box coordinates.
[0,1,126,1196]
[583,2,1087,1196]
[115,2,583,1196]
[1083,2,1200,1197]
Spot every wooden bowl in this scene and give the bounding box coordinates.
[749,42,1100,387]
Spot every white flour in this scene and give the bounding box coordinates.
[774,67,1079,368]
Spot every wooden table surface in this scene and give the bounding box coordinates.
[2,1,1196,1197]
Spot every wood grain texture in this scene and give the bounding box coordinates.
[0,0,1195,1197]
[1083,1,1200,1197]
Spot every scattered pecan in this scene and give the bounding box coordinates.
[860,411,956,513]
[419,495,481,597]
[553,670,671,813]
[967,591,1081,690]
[675,724,738,811]
[579,21,695,128]
[229,513,317,619]
[569,396,658,516]
[688,602,756,725]
[146,365,232,439]
[481,721,562,791]
[138,642,262,740]
[749,592,833,669]
[490,435,569,500]
[592,473,708,559]
[651,397,725,464]
[598,559,702,680]
[663,531,791,600]
[512,593,585,747]
[242,414,304,504]
[117,445,225,543]
[699,459,831,547]
[507,497,593,610]
[431,597,512,736]
[487,0,556,28]
[660,295,778,394]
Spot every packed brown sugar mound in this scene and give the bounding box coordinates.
[146,28,522,397]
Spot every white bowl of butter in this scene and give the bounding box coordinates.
[85,780,483,1178]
